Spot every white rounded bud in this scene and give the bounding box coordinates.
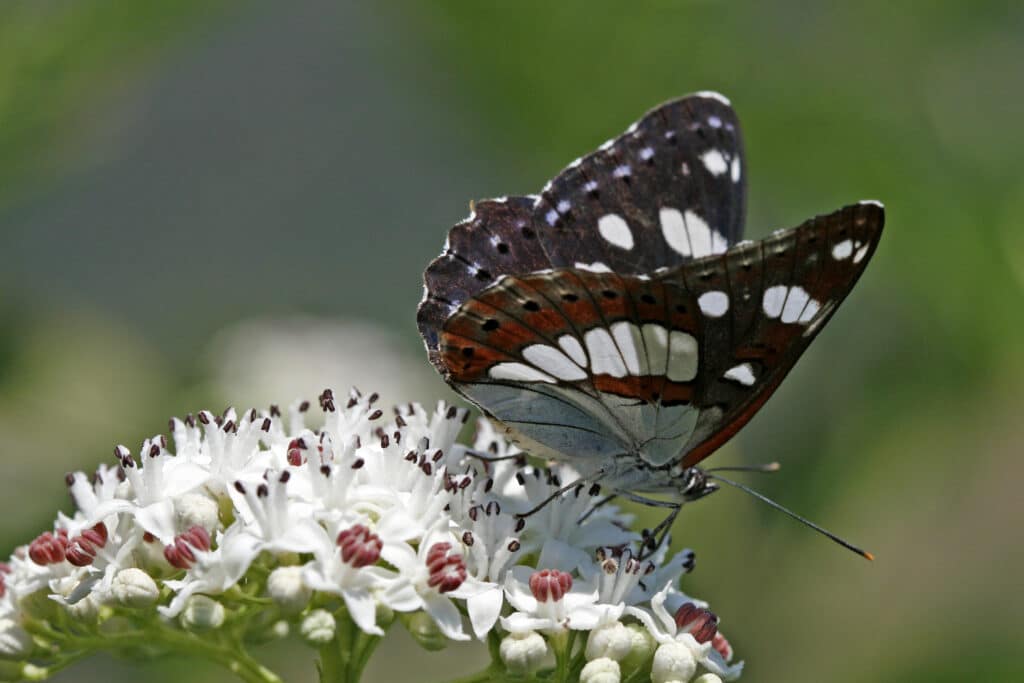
[585,621,633,661]
[180,595,226,631]
[267,566,311,614]
[175,492,220,532]
[694,674,723,683]
[651,641,697,683]
[620,622,657,675]
[300,609,336,645]
[0,618,31,657]
[499,630,547,674]
[111,568,159,608]
[580,657,621,683]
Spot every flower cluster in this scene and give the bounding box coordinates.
[0,389,742,682]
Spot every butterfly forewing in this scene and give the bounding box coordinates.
[418,93,746,373]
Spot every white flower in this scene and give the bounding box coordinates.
[380,527,478,641]
[451,500,522,639]
[581,657,621,683]
[501,565,603,633]
[627,585,743,681]
[498,630,547,674]
[509,465,636,570]
[160,527,261,617]
[302,522,397,636]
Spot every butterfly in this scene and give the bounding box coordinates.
[417,92,883,557]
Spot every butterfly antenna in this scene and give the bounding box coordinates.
[705,462,781,474]
[706,472,874,561]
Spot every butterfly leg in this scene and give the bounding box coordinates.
[613,491,683,559]
[578,493,617,524]
[515,470,607,519]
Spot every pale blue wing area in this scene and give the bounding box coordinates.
[459,381,699,468]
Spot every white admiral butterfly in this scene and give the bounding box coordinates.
[418,92,882,557]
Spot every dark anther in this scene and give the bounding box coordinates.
[446,406,458,419]
[298,401,310,412]
[515,518,526,532]
[368,409,383,421]
[588,483,601,496]
[508,540,521,552]
[462,531,474,546]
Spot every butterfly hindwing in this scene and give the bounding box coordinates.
[676,201,885,467]
[434,202,883,474]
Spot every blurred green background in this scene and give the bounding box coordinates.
[1,1,1022,681]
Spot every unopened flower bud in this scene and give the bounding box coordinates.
[180,595,225,631]
[694,674,723,683]
[301,609,336,645]
[586,621,633,661]
[404,611,447,651]
[111,568,159,608]
[0,618,31,657]
[499,630,547,673]
[175,493,220,532]
[580,657,621,683]
[651,641,696,683]
[620,623,657,676]
[267,566,311,614]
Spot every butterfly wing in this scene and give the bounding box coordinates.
[674,200,884,467]
[432,201,883,473]
[418,92,746,374]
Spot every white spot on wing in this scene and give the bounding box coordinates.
[853,242,870,263]
[611,321,648,375]
[557,199,571,214]
[574,262,612,273]
[489,362,556,384]
[730,156,741,182]
[659,207,727,257]
[763,285,822,324]
[584,328,627,378]
[698,291,729,317]
[557,335,588,367]
[660,208,690,256]
[684,210,727,257]
[597,214,635,250]
[667,330,699,381]
[583,180,599,194]
[708,115,723,129]
[700,149,729,176]
[642,324,669,375]
[762,285,788,318]
[724,363,756,386]
[522,344,587,381]
[832,239,854,260]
